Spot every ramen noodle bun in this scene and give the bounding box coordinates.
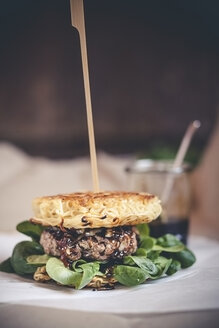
[31,191,162,229]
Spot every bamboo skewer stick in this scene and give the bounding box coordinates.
[70,0,99,192]
[161,120,201,221]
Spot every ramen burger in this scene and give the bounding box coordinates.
[29,192,161,287]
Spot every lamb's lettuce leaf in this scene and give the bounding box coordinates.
[140,236,155,250]
[75,262,100,289]
[114,265,149,286]
[16,221,45,242]
[156,234,183,247]
[124,255,159,276]
[136,223,150,240]
[135,248,147,256]
[26,254,50,265]
[152,256,172,277]
[0,257,14,273]
[171,248,196,268]
[166,259,181,275]
[46,258,100,289]
[152,244,184,252]
[46,258,81,286]
[147,250,161,261]
[10,241,44,275]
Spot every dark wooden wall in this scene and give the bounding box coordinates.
[0,0,218,158]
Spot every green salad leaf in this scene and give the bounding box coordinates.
[46,258,100,289]
[124,255,159,276]
[134,248,147,256]
[156,234,183,247]
[140,236,155,250]
[136,223,150,240]
[10,241,44,275]
[75,262,100,289]
[0,257,15,273]
[171,248,196,268]
[152,256,172,278]
[153,244,185,252]
[46,258,81,287]
[26,254,50,265]
[115,255,173,286]
[166,259,181,275]
[114,265,149,286]
[72,259,87,272]
[16,221,45,242]
[146,250,161,261]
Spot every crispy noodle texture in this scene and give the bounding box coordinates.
[31,191,162,229]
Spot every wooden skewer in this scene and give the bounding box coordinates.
[70,0,99,192]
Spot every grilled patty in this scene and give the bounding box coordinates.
[40,226,138,265]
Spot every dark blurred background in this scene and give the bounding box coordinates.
[0,0,219,158]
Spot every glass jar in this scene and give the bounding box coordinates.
[126,159,192,244]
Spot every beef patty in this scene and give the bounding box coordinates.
[40,226,138,265]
